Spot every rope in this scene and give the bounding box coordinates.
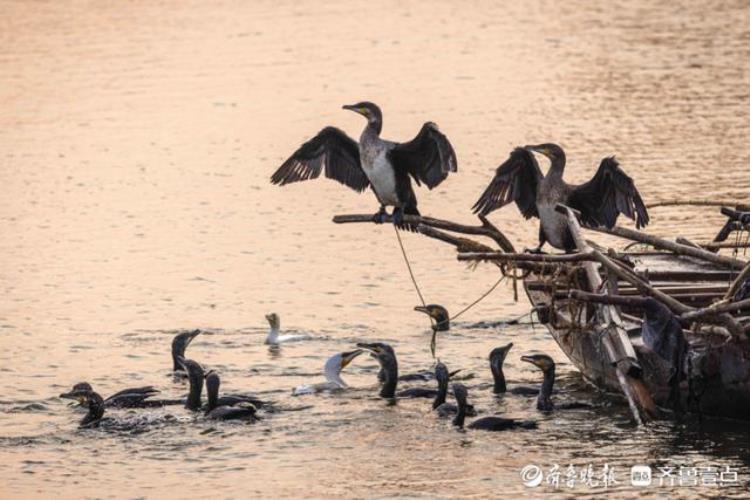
[393,226,427,307]
[392,225,506,357]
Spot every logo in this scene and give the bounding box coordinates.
[631,465,652,487]
[521,464,544,488]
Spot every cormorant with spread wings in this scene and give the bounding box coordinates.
[271,102,457,231]
[472,143,649,251]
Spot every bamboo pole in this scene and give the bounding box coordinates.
[558,205,658,423]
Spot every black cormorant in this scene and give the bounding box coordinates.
[205,369,269,409]
[179,357,271,411]
[172,329,201,373]
[60,382,180,408]
[451,383,537,431]
[472,144,649,251]
[292,350,364,395]
[641,298,688,411]
[489,343,538,396]
[271,102,457,230]
[358,342,456,399]
[432,362,476,417]
[521,354,591,412]
[60,389,106,427]
[414,305,450,331]
[204,371,259,421]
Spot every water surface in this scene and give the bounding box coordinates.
[1,0,749,497]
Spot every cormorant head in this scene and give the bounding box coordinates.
[489,343,513,376]
[356,342,394,362]
[343,102,383,131]
[323,349,364,386]
[525,143,566,166]
[172,329,202,370]
[521,353,555,373]
[414,304,450,331]
[265,313,280,330]
[60,387,94,405]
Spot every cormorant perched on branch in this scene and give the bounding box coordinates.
[271,102,457,231]
[472,144,649,251]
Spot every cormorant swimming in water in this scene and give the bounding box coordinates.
[180,358,270,411]
[489,343,538,396]
[60,382,180,408]
[451,383,537,431]
[472,144,649,251]
[414,305,450,331]
[292,349,364,395]
[265,313,310,345]
[357,342,446,399]
[60,389,106,427]
[204,371,259,421]
[521,354,591,412]
[172,329,201,373]
[432,362,476,417]
[271,102,457,231]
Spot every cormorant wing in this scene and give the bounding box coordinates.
[568,157,650,229]
[387,122,457,189]
[472,147,542,218]
[271,127,369,192]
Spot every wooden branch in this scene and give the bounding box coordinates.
[457,252,594,263]
[646,199,750,210]
[680,298,750,321]
[568,290,650,309]
[332,213,515,252]
[724,262,750,301]
[589,225,747,270]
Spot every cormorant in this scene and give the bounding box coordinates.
[271,102,457,230]
[472,144,649,251]
[265,313,310,345]
[432,362,476,417]
[489,343,538,396]
[292,349,364,396]
[521,354,590,412]
[204,371,259,421]
[179,357,270,411]
[172,329,201,373]
[451,383,537,431]
[60,382,180,409]
[641,298,688,411]
[60,388,106,427]
[357,342,443,399]
[414,305,450,331]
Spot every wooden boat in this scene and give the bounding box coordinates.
[335,204,750,422]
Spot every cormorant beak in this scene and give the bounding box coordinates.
[342,104,368,117]
[414,305,433,317]
[521,355,545,370]
[525,145,548,157]
[356,342,382,355]
[341,349,364,368]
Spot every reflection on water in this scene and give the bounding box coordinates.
[1,0,749,497]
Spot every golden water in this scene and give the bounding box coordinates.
[1,1,749,497]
